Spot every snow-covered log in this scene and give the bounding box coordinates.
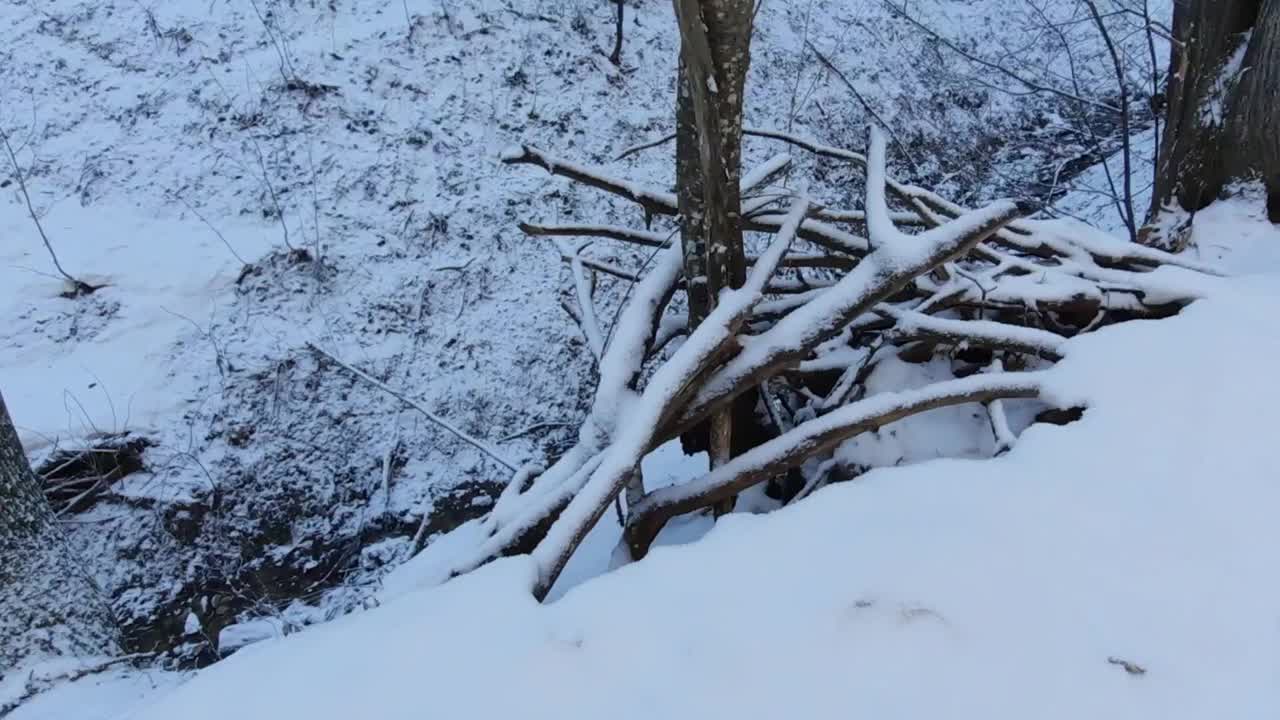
[625,371,1045,557]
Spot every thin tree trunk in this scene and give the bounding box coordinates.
[610,0,625,66]
[673,0,754,485]
[0,392,118,670]
[1149,0,1280,241]
[1083,0,1137,243]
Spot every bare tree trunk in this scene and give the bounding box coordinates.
[0,392,118,670]
[1149,0,1280,243]
[673,0,755,510]
[610,0,625,66]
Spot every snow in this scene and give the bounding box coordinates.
[636,369,1042,515]
[3,0,1274,712]
[1184,183,1280,275]
[3,661,183,720]
[0,203,275,450]
[117,273,1280,720]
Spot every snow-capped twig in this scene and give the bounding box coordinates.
[438,246,686,579]
[568,244,606,362]
[813,207,926,226]
[501,144,677,215]
[740,152,792,194]
[748,125,1223,287]
[987,397,1016,455]
[521,222,672,248]
[878,305,1067,361]
[527,198,811,599]
[305,343,517,472]
[983,359,1018,456]
[746,213,870,256]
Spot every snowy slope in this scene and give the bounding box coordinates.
[5,2,1279,716]
[1,0,1169,659]
[97,271,1280,720]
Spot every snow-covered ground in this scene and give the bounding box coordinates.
[1,0,1171,660]
[12,0,1277,717]
[18,225,1278,718]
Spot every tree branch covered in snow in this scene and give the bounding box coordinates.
[626,371,1045,556]
[427,123,1222,601]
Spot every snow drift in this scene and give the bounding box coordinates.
[115,277,1280,720]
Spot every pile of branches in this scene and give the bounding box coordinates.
[442,127,1219,600]
[39,435,150,516]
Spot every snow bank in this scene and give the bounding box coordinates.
[119,278,1280,720]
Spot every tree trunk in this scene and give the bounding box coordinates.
[1148,0,1280,245]
[0,392,118,670]
[672,0,755,508]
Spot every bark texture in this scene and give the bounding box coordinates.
[1151,0,1280,228]
[673,0,755,480]
[0,392,118,671]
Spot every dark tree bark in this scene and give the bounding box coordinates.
[0,392,118,670]
[610,0,624,66]
[1149,0,1280,243]
[672,0,755,498]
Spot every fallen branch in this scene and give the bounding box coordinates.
[501,144,677,216]
[527,198,812,599]
[521,222,672,248]
[671,128,1022,440]
[439,245,686,577]
[306,342,518,472]
[627,371,1045,556]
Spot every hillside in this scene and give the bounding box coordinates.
[11,2,1278,718]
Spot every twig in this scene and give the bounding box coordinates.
[568,244,606,362]
[500,421,574,442]
[307,139,323,272]
[247,134,295,251]
[306,343,517,472]
[173,193,249,266]
[431,256,475,272]
[806,41,921,176]
[1,126,94,295]
[615,132,676,161]
[380,421,399,511]
[1082,0,1137,243]
[881,0,1119,113]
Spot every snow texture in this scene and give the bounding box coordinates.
[0,0,1224,692]
[113,271,1280,720]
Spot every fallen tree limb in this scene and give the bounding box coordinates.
[527,199,812,600]
[669,128,1022,440]
[626,370,1046,557]
[501,144,678,215]
[437,245,686,575]
[521,222,673,248]
[878,305,1067,361]
[306,343,518,472]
